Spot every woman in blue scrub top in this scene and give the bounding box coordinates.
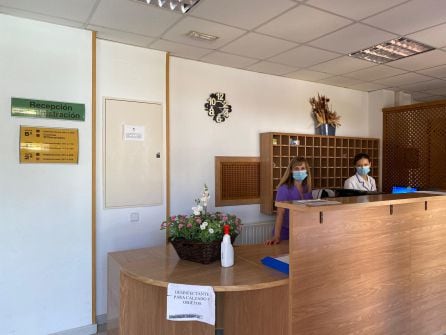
[344,153,377,192]
[265,157,313,245]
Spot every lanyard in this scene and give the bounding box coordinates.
[355,173,373,191]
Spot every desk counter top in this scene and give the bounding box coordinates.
[276,192,446,212]
[109,243,289,292]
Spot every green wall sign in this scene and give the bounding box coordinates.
[11,97,85,121]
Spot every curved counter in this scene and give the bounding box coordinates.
[107,193,446,335]
[108,243,289,335]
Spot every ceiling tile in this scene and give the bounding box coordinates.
[309,56,373,75]
[344,65,407,81]
[309,23,396,54]
[423,87,446,95]
[246,61,297,75]
[318,76,363,86]
[285,69,332,81]
[415,94,446,101]
[90,0,181,37]
[162,17,246,49]
[256,5,352,43]
[269,45,339,67]
[348,82,388,92]
[90,25,155,48]
[417,64,446,79]
[363,0,446,35]
[220,32,297,59]
[410,91,433,99]
[373,72,432,87]
[200,51,258,68]
[149,39,211,59]
[189,0,297,30]
[387,50,446,71]
[407,23,446,48]
[0,6,83,28]
[0,0,96,22]
[306,0,408,20]
[398,79,446,92]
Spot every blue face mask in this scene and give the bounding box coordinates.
[356,166,370,176]
[293,170,308,181]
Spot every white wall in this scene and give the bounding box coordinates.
[169,57,369,222]
[95,40,166,315]
[0,15,93,335]
[368,89,396,189]
[396,91,412,106]
[0,15,382,323]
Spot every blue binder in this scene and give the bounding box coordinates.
[261,254,289,275]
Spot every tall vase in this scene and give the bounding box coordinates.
[316,123,336,136]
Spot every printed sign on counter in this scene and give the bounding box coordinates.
[166,283,215,325]
[19,126,79,164]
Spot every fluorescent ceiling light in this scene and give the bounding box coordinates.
[133,0,200,13]
[349,37,434,64]
[187,30,219,42]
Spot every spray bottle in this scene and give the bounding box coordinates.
[221,224,234,267]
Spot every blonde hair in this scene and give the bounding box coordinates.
[278,156,312,192]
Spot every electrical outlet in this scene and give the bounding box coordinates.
[130,212,140,223]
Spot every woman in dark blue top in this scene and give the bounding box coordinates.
[265,157,313,245]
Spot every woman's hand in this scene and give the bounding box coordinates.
[265,236,281,245]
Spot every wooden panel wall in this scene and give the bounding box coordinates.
[383,100,446,192]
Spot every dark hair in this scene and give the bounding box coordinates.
[278,156,312,192]
[353,153,370,165]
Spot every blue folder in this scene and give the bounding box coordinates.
[392,186,417,194]
[261,255,289,275]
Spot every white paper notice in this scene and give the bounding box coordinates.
[123,125,145,141]
[166,283,215,325]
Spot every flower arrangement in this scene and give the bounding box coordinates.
[309,93,341,128]
[161,185,242,243]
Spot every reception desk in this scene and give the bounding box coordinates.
[108,243,289,335]
[278,192,446,335]
[108,193,446,335]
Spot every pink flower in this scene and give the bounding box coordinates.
[187,223,192,228]
[195,217,202,224]
[178,223,184,229]
[223,216,228,222]
[171,216,176,221]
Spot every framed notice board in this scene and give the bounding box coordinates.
[104,98,163,208]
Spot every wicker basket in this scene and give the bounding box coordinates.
[170,236,237,264]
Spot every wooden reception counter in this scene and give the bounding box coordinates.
[108,243,289,335]
[278,192,446,335]
[108,193,446,335]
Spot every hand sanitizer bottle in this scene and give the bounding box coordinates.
[221,224,234,267]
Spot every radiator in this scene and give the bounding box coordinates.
[234,221,274,245]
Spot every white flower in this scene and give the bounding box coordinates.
[202,221,208,227]
[200,224,206,230]
[200,196,208,206]
[208,228,214,234]
[192,205,203,215]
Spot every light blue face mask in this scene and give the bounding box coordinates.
[293,170,308,181]
[356,166,370,176]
